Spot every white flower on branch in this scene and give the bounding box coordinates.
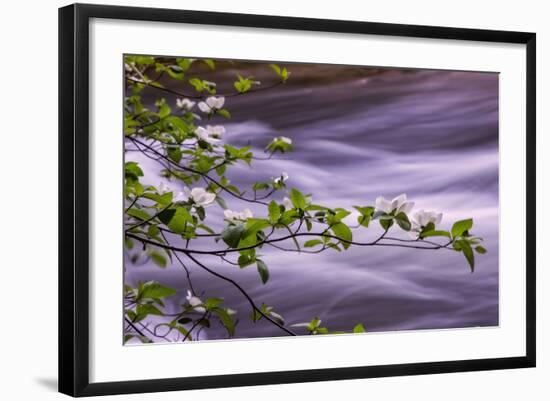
[196,125,225,144]
[198,96,225,113]
[273,172,289,186]
[412,209,443,228]
[176,98,196,111]
[224,208,254,222]
[375,193,414,215]
[157,182,171,195]
[186,290,206,313]
[182,187,216,208]
[409,209,443,239]
[273,136,292,145]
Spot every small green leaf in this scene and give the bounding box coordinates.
[379,218,394,231]
[217,109,231,119]
[459,239,475,272]
[353,323,366,333]
[304,239,323,248]
[140,282,176,299]
[125,162,144,179]
[213,308,235,337]
[137,303,164,318]
[475,245,487,254]
[256,259,270,284]
[331,222,353,250]
[204,297,224,309]
[268,200,281,223]
[202,59,216,70]
[238,254,256,268]
[167,147,182,163]
[126,208,150,221]
[394,212,411,231]
[420,230,451,239]
[452,218,473,238]
[221,224,246,248]
[150,251,167,268]
[289,188,307,209]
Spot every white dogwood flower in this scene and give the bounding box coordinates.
[375,193,414,215]
[412,210,443,229]
[186,290,206,313]
[157,182,171,195]
[195,125,225,144]
[182,187,216,208]
[408,209,443,239]
[176,98,196,111]
[273,172,289,185]
[197,96,225,113]
[224,208,254,222]
[272,136,292,145]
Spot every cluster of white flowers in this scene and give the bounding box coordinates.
[156,183,216,208]
[272,136,292,145]
[180,187,216,208]
[375,193,414,215]
[196,125,225,145]
[186,290,205,313]
[224,208,253,222]
[272,172,289,186]
[411,210,443,231]
[176,98,196,111]
[198,96,225,113]
[375,193,443,237]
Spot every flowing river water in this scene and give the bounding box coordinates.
[125,62,499,341]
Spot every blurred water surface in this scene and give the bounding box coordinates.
[126,64,499,340]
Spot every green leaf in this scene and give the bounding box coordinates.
[451,218,473,238]
[126,208,150,221]
[166,65,184,80]
[150,251,167,268]
[125,161,144,179]
[140,282,176,299]
[289,188,307,209]
[221,224,246,248]
[354,206,374,227]
[256,259,270,284]
[203,59,216,70]
[331,222,353,250]
[213,308,235,337]
[353,323,366,333]
[167,147,182,163]
[238,254,256,268]
[137,303,164,318]
[135,56,155,65]
[159,207,192,233]
[217,108,231,119]
[420,230,451,239]
[268,200,281,223]
[204,297,224,309]
[304,239,323,248]
[269,64,281,75]
[379,218,394,231]
[215,196,228,210]
[158,103,171,119]
[458,239,475,272]
[475,245,487,254]
[394,212,411,231]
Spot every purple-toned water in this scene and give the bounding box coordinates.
[126,64,499,340]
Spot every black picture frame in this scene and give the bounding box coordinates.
[58,3,536,397]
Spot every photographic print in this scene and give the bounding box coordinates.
[123,55,498,344]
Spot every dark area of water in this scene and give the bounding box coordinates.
[126,62,499,341]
